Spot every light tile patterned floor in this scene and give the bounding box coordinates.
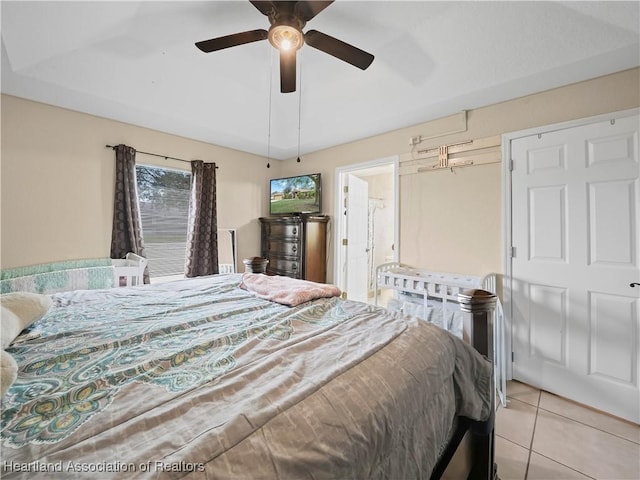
[495,381,640,480]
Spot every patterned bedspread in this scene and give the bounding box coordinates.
[1,274,491,479]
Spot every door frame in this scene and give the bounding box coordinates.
[501,107,639,380]
[334,156,400,295]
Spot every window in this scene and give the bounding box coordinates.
[135,165,191,279]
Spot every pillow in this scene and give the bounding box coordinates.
[1,292,52,349]
[1,349,18,397]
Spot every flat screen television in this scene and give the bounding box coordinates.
[269,173,321,215]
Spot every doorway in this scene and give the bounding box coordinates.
[334,156,399,303]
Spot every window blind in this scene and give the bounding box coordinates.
[135,165,191,278]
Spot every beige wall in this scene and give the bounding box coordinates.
[2,68,638,281]
[0,95,281,269]
[278,68,639,282]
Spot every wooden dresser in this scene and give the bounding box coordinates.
[259,215,329,283]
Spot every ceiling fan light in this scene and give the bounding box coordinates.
[268,24,304,51]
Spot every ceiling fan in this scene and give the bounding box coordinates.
[195,1,374,93]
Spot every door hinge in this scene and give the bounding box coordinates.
[511,351,515,362]
[509,246,516,258]
[343,186,349,193]
[342,238,348,246]
[509,159,514,172]
[341,292,347,300]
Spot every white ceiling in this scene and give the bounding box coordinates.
[2,1,639,160]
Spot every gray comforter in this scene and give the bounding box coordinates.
[1,274,491,479]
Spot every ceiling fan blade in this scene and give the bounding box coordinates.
[195,29,268,53]
[305,29,374,70]
[280,50,297,93]
[295,1,333,21]
[249,1,275,16]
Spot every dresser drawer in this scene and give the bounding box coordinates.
[267,222,301,238]
[267,239,301,257]
[267,258,302,277]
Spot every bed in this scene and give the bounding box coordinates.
[1,272,496,479]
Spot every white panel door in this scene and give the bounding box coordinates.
[511,114,640,423]
[345,174,369,302]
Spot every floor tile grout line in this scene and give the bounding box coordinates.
[522,390,540,480]
[494,432,532,452]
[494,430,599,479]
[504,384,640,479]
[534,405,640,446]
[527,392,595,479]
[527,391,635,480]
[526,451,598,480]
[506,392,640,446]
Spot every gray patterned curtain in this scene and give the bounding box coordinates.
[110,144,149,283]
[185,160,218,277]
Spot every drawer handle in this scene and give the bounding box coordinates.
[292,227,297,235]
[292,245,297,253]
[292,263,297,270]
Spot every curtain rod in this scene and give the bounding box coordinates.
[105,145,218,168]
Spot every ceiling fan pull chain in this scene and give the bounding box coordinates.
[267,49,275,168]
[297,49,303,163]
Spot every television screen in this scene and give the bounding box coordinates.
[270,173,321,215]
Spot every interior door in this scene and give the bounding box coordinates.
[511,113,640,423]
[345,174,369,302]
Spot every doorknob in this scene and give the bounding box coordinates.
[631,283,640,287]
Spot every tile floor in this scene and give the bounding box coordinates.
[495,381,640,480]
